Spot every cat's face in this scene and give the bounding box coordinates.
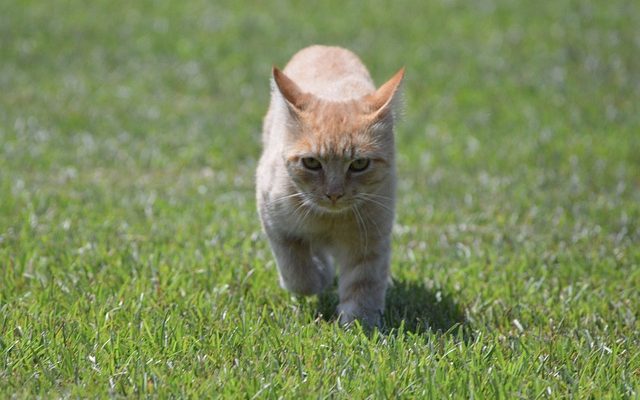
[284,102,394,214]
[272,66,403,214]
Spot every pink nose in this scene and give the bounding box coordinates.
[326,193,343,202]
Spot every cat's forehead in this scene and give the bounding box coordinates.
[293,135,371,158]
[294,101,382,156]
[302,101,369,132]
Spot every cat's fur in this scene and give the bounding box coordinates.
[256,45,404,327]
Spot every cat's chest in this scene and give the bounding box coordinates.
[300,212,362,244]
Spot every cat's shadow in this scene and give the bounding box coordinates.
[315,278,467,336]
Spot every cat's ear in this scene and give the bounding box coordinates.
[272,67,312,114]
[365,67,405,120]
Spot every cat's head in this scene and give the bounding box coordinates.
[272,67,404,214]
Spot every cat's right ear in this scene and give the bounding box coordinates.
[272,67,312,114]
[365,67,405,121]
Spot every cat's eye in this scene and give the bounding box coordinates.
[349,158,370,172]
[302,157,322,170]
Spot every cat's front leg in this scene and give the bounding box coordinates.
[337,242,391,328]
[265,230,333,296]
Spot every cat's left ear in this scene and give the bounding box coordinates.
[272,67,312,114]
[365,67,405,120]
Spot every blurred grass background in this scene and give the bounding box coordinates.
[1,0,639,397]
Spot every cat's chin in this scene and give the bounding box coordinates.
[313,202,352,215]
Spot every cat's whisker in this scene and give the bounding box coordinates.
[299,200,315,225]
[355,194,394,214]
[350,206,362,251]
[359,196,392,208]
[351,205,368,254]
[271,197,305,220]
[275,192,305,201]
[266,192,305,208]
[361,207,384,238]
[290,196,316,229]
[360,192,393,201]
[295,200,312,221]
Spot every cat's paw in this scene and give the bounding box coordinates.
[337,302,382,329]
[279,267,332,296]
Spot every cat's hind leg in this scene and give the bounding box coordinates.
[266,233,333,296]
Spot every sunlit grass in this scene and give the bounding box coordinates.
[1,0,639,397]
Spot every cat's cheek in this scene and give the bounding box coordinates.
[361,170,388,190]
[285,166,307,186]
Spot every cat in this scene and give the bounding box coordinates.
[256,45,404,327]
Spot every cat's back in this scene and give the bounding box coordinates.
[283,45,375,101]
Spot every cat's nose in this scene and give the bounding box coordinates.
[325,193,343,202]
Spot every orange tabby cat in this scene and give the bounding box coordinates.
[256,45,404,327]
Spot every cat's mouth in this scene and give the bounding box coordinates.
[313,199,353,214]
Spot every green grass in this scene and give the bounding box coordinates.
[1,0,639,397]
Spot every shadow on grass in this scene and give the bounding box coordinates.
[383,279,467,335]
[315,278,468,336]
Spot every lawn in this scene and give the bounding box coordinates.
[1,0,639,397]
